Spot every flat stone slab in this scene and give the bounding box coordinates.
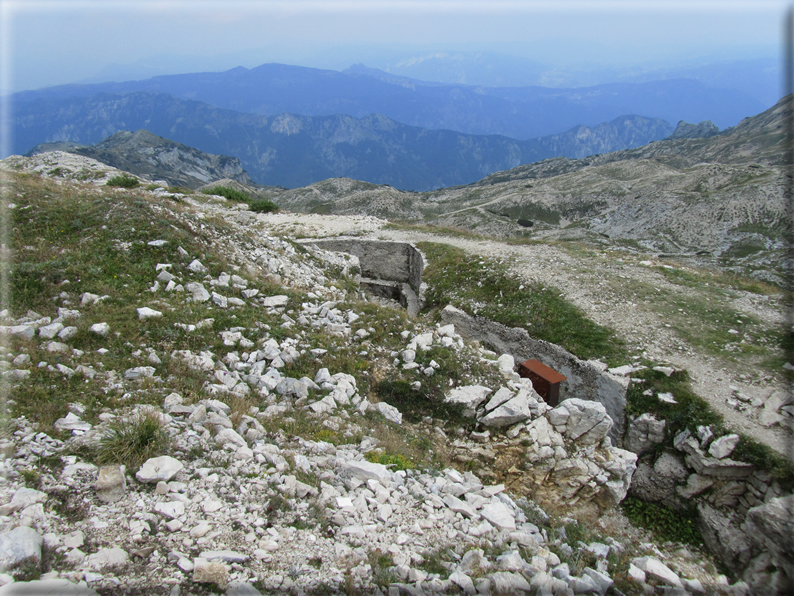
[135,456,183,483]
[479,501,516,530]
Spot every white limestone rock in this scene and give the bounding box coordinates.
[373,402,402,425]
[479,501,516,531]
[631,557,683,588]
[708,434,740,459]
[95,466,126,503]
[479,391,533,428]
[135,456,183,483]
[89,322,110,336]
[136,307,162,319]
[444,385,492,417]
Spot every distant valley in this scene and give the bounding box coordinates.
[14,92,673,191]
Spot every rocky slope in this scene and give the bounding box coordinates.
[274,95,790,286]
[27,129,255,190]
[0,152,778,595]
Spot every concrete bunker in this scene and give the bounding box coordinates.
[300,238,424,315]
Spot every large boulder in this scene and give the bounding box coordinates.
[444,386,492,417]
[549,398,613,446]
[624,413,666,455]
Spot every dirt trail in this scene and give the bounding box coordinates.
[256,213,791,455]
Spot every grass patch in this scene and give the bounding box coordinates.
[364,449,414,470]
[106,174,140,189]
[249,199,279,214]
[203,186,250,202]
[374,380,466,424]
[419,242,627,365]
[95,410,170,473]
[622,497,702,546]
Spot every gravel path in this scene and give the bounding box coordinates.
[259,214,792,455]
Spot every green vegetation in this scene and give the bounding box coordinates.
[364,449,414,470]
[106,173,140,188]
[95,410,170,473]
[202,185,250,202]
[622,497,702,546]
[201,185,279,213]
[419,242,627,365]
[375,380,466,424]
[627,368,794,489]
[249,198,279,213]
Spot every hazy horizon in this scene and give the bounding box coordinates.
[1,0,787,100]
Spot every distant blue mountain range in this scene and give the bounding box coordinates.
[11,62,763,139]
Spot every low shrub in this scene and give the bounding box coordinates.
[249,199,279,213]
[622,497,702,546]
[106,174,140,188]
[203,186,250,202]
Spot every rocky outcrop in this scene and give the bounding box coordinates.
[27,129,255,190]
[624,414,792,591]
[440,305,628,442]
[666,120,721,140]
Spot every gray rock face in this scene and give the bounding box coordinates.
[745,495,794,581]
[0,526,42,573]
[697,503,753,571]
[624,413,666,455]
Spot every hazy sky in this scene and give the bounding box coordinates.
[0,0,788,94]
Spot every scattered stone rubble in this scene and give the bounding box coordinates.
[0,155,775,594]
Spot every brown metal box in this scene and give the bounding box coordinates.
[518,359,567,406]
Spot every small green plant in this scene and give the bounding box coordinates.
[313,429,339,444]
[364,449,414,471]
[106,174,140,189]
[144,183,160,191]
[622,497,702,546]
[19,468,41,488]
[249,199,279,213]
[374,379,466,424]
[203,186,250,202]
[95,410,170,472]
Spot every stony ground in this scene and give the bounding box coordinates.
[0,153,780,595]
[258,214,791,456]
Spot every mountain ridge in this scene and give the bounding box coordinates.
[10,61,764,138]
[11,92,673,191]
[27,129,255,190]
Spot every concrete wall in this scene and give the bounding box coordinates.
[301,239,423,295]
[302,239,424,314]
[440,305,628,442]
